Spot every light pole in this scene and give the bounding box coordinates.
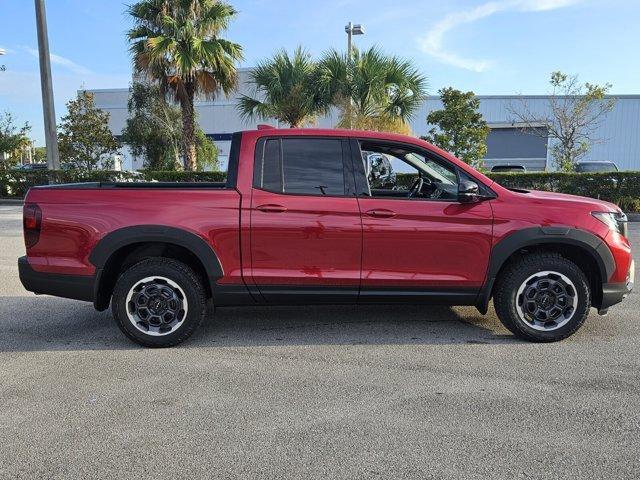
[35,0,60,170]
[344,22,364,129]
[345,22,365,57]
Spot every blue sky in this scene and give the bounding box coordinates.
[1,0,639,145]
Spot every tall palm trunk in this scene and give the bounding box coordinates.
[180,81,197,171]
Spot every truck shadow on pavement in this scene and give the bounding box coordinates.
[0,296,523,351]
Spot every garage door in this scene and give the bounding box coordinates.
[483,127,548,171]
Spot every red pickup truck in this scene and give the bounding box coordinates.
[19,128,634,347]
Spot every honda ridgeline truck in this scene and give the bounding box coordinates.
[19,128,634,347]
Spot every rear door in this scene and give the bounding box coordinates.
[249,136,362,303]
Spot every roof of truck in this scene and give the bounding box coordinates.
[242,126,427,143]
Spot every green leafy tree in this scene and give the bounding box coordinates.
[0,112,31,169]
[121,83,183,170]
[317,46,427,133]
[423,87,489,168]
[122,83,218,171]
[128,0,243,171]
[58,91,119,171]
[238,47,329,128]
[508,71,616,171]
[195,129,219,171]
[33,147,47,163]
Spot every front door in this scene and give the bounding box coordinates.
[249,136,362,303]
[354,139,494,302]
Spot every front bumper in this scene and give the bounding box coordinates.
[599,259,634,314]
[18,256,95,303]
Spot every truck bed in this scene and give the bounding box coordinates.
[23,185,243,283]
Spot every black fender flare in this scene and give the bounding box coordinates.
[89,225,224,310]
[476,226,615,314]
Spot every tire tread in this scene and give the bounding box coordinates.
[493,252,591,342]
[111,257,207,347]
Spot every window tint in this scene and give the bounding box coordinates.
[282,139,345,195]
[260,139,282,191]
[576,162,617,172]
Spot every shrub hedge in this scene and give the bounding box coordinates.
[0,170,226,198]
[398,171,640,211]
[2,169,639,211]
[487,172,640,212]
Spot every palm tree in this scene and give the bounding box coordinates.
[317,47,427,133]
[237,47,329,128]
[128,0,243,170]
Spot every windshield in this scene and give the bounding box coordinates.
[492,166,525,173]
[577,163,617,172]
[404,152,457,185]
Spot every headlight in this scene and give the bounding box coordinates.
[592,211,628,237]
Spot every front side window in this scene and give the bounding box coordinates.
[254,138,346,196]
[360,141,459,201]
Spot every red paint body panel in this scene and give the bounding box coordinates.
[22,127,633,307]
[25,188,243,283]
[249,188,362,286]
[358,197,493,287]
[488,188,632,284]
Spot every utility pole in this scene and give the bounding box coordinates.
[35,0,60,170]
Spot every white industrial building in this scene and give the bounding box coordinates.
[90,68,640,172]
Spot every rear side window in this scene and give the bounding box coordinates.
[261,139,283,191]
[254,138,346,196]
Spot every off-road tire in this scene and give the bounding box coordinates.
[112,257,207,347]
[493,252,591,342]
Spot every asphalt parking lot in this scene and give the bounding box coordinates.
[1,204,639,479]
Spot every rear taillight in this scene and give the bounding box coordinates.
[23,203,42,248]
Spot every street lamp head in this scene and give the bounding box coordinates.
[345,23,365,35]
[0,48,6,56]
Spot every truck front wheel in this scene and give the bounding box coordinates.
[493,252,591,342]
[112,258,207,347]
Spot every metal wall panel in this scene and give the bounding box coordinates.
[89,78,640,171]
[486,128,548,159]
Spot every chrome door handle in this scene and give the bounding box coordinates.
[256,204,287,213]
[365,209,396,218]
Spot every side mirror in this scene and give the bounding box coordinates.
[458,180,480,203]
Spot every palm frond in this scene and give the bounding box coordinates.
[318,45,428,124]
[238,47,325,127]
[128,0,242,99]
[237,95,274,123]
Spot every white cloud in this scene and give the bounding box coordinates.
[22,46,93,75]
[417,0,584,72]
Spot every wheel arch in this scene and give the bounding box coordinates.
[476,226,615,314]
[89,225,223,311]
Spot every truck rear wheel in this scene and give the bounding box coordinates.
[493,252,591,342]
[112,258,207,347]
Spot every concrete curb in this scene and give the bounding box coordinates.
[0,198,24,206]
